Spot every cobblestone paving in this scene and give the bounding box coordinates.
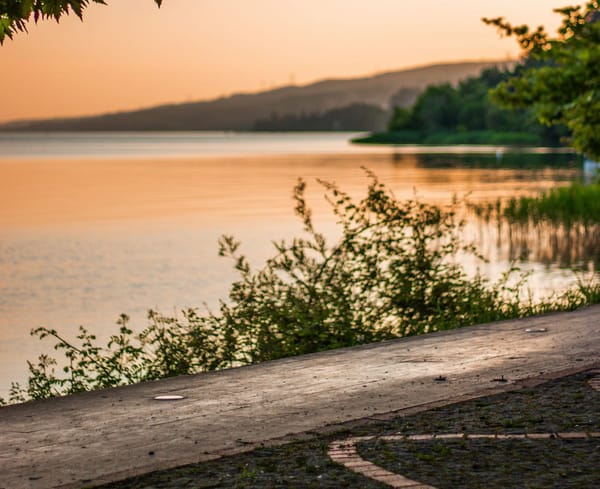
[331,433,600,488]
[97,370,600,489]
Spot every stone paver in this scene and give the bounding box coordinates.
[329,439,436,488]
[1,305,599,489]
[327,371,600,488]
[328,432,600,488]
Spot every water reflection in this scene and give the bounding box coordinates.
[472,209,600,271]
[395,151,581,170]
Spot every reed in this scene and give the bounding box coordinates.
[469,182,600,269]
[503,182,600,226]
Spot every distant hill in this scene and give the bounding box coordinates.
[1,61,511,131]
[252,103,391,132]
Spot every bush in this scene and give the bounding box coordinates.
[3,173,599,405]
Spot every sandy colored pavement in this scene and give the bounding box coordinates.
[1,305,599,489]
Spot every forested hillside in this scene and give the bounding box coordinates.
[0,61,508,131]
[355,67,568,146]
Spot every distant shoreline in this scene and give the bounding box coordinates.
[351,130,564,147]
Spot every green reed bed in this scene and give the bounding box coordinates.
[471,182,600,269]
[504,182,600,226]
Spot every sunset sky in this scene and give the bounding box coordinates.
[0,0,568,123]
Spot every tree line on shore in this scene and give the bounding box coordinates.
[376,66,568,146]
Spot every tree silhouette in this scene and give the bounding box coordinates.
[0,0,162,44]
[484,1,600,159]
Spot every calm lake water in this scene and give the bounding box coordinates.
[0,132,585,396]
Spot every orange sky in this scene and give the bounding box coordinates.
[0,0,567,123]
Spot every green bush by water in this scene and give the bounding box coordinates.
[2,174,599,405]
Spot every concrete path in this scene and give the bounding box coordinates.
[1,305,599,489]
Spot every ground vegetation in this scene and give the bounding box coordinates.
[3,174,599,404]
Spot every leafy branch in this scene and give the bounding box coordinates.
[483,1,600,159]
[0,0,163,44]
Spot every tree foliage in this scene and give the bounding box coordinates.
[483,1,600,159]
[0,0,162,43]
[387,67,566,146]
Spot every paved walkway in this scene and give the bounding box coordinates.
[1,305,599,489]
